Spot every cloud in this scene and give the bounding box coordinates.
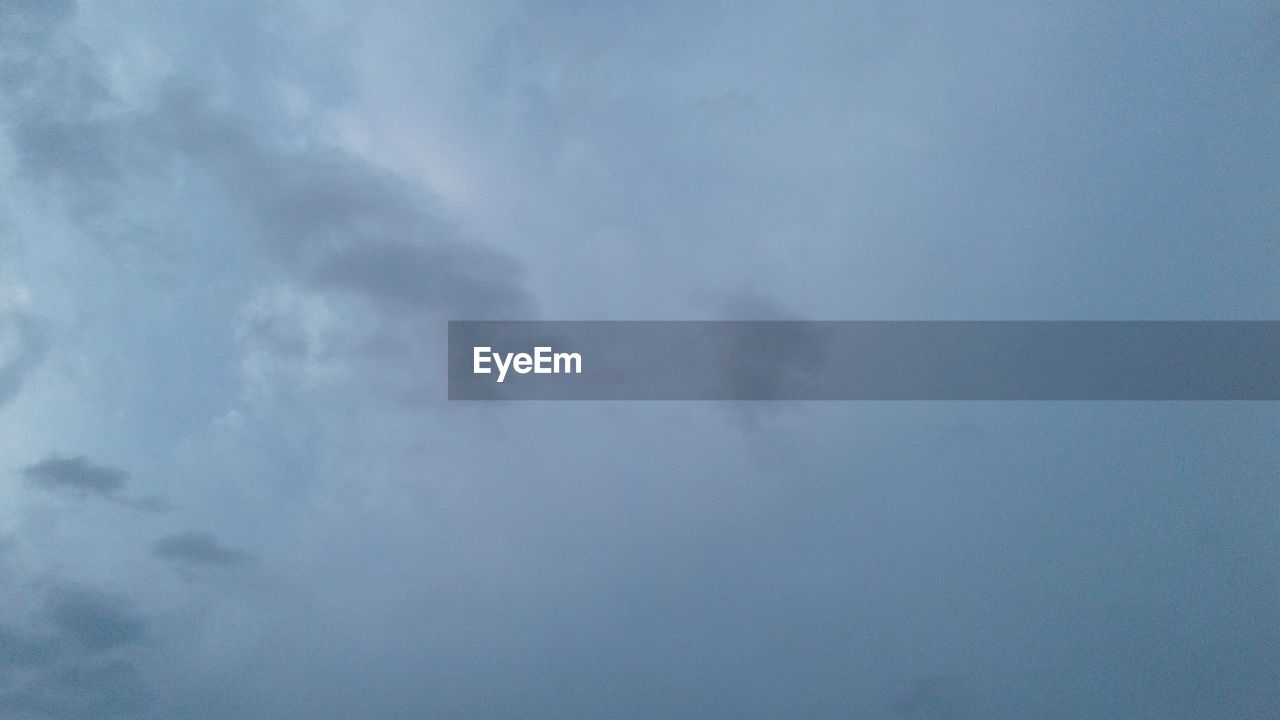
[0,294,46,411]
[0,624,59,667]
[0,620,148,720]
[20,455,172,513]
[3,0,539,336]
[5,70,536,324]
[44,586,148,653]
[0,585,152,719]
[716,292,826,401]
[1,1,1278,718]
[4,0,538,431]
[115,495,176,514]
[21,456,128,498]
[312,239,531,319]
[152,531,255,567]
[0,0,77,79]
[150,85,536,321]
[0,659,148,720]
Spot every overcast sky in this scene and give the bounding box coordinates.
[1,1,1278,718]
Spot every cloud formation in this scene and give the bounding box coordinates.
[0,1,1275,719]
[0,293,46,411]
[151,531,255,567]
[45,586,148,653]
[22,456,128,498]
[20,455,170,513]
[0,586,150,720]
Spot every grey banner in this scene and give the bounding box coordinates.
[448,321,1279,400]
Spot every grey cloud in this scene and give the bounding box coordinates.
[174,92,533,320]
[152,531,255,567]
[20,455,171,512]
[22,455,127,498]
[12,118,122,185]
[716,298,826,401]
[3,11,536,322]
[2,1,1279,719]
[0,624,60,667]
[2,7,537,443]
[716,292,824,430]
[0,308,46,410]
[73,83,536,321]
[3,659,148,720]
[116,495,176,514]
[312,239,530,319]
[239,309,311,359]
[0,0,110,159]
[0,586,151,719]
[45,586,148,653]
[0,625,147,720]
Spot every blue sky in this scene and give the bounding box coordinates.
[0,1,1277,717]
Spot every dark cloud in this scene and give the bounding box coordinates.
[45,587,148,653]
[152,86,535,319]
[0,586,151,719]
[13,76,538,321]
[715,292,824,429]
[20,455,171,512]
[0,625,148,720]
[716,320,825,401]
[312,240,530,319]
[152,531,255,567]
[22,456,128,498]
[3,5,537,323]
[116,495,176,514]
[0,659,148,720]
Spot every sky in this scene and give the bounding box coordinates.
[0,1,1278,718]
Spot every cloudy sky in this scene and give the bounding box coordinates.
[0,1,1277,717]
